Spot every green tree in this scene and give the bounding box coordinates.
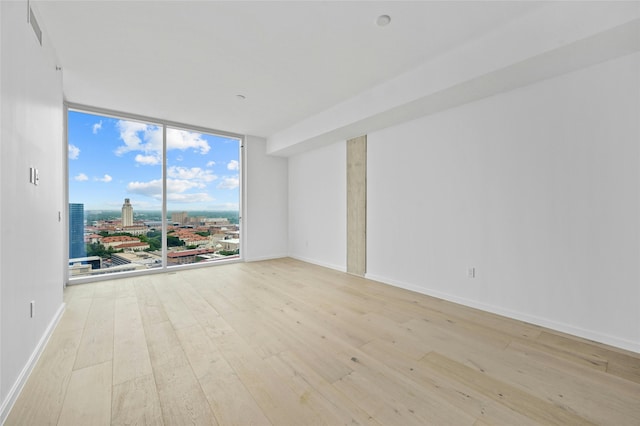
[110,232,134,237]
[86,243,115,258]
[142,231,162,250]
[167,235,185,247]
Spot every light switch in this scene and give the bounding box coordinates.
[28,167,39,185]
[467,267,476,278]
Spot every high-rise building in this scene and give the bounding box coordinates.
[69,203,86,259]
[122,198,134,227]
[171,211,188,225]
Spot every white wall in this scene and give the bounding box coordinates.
[243,135,288,261]
[366,52,640,353]
[0,1,65,421]
[288,141,347,271]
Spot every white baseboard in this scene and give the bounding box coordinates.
[0,303,66,425]
[288,255,347,273]
[365,273,640,355]
[244,253,289,262]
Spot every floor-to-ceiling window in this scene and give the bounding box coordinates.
[67,106,242,280]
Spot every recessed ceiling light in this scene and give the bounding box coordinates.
[376,15,391,27]
[236,94,246,100]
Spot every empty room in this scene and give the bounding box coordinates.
[1,1,639,425]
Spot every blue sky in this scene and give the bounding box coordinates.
[68,110,240,211]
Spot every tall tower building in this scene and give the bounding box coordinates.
[69,203,86,259]
[171,211,188,225]
[122,198,134,227]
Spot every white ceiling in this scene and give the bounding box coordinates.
[33,1,545,138]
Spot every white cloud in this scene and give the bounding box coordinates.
[74,173,88,181]
[217,176,239,190]
[167,178,201,193]
[127,179,162,198]
[167,128,210,154]
[167,166,217,184]
[92,120,103,134]
[115,120,155,155]
[115,120,211,157]
[127,178,202,200]
[167,193,213,203]
[68,144,80,160]
[96,174,112,183]
[206,161,216,167]
[135,154,161,165]
[227,160,239,171]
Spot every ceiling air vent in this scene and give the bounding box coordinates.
[28,6,42,46]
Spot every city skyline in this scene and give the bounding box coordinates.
[68,110,241,211]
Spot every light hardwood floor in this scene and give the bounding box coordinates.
[6,258,640,425]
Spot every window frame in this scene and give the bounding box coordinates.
[64,102,244,285]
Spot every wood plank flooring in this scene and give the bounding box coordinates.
[6,258,640,425]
